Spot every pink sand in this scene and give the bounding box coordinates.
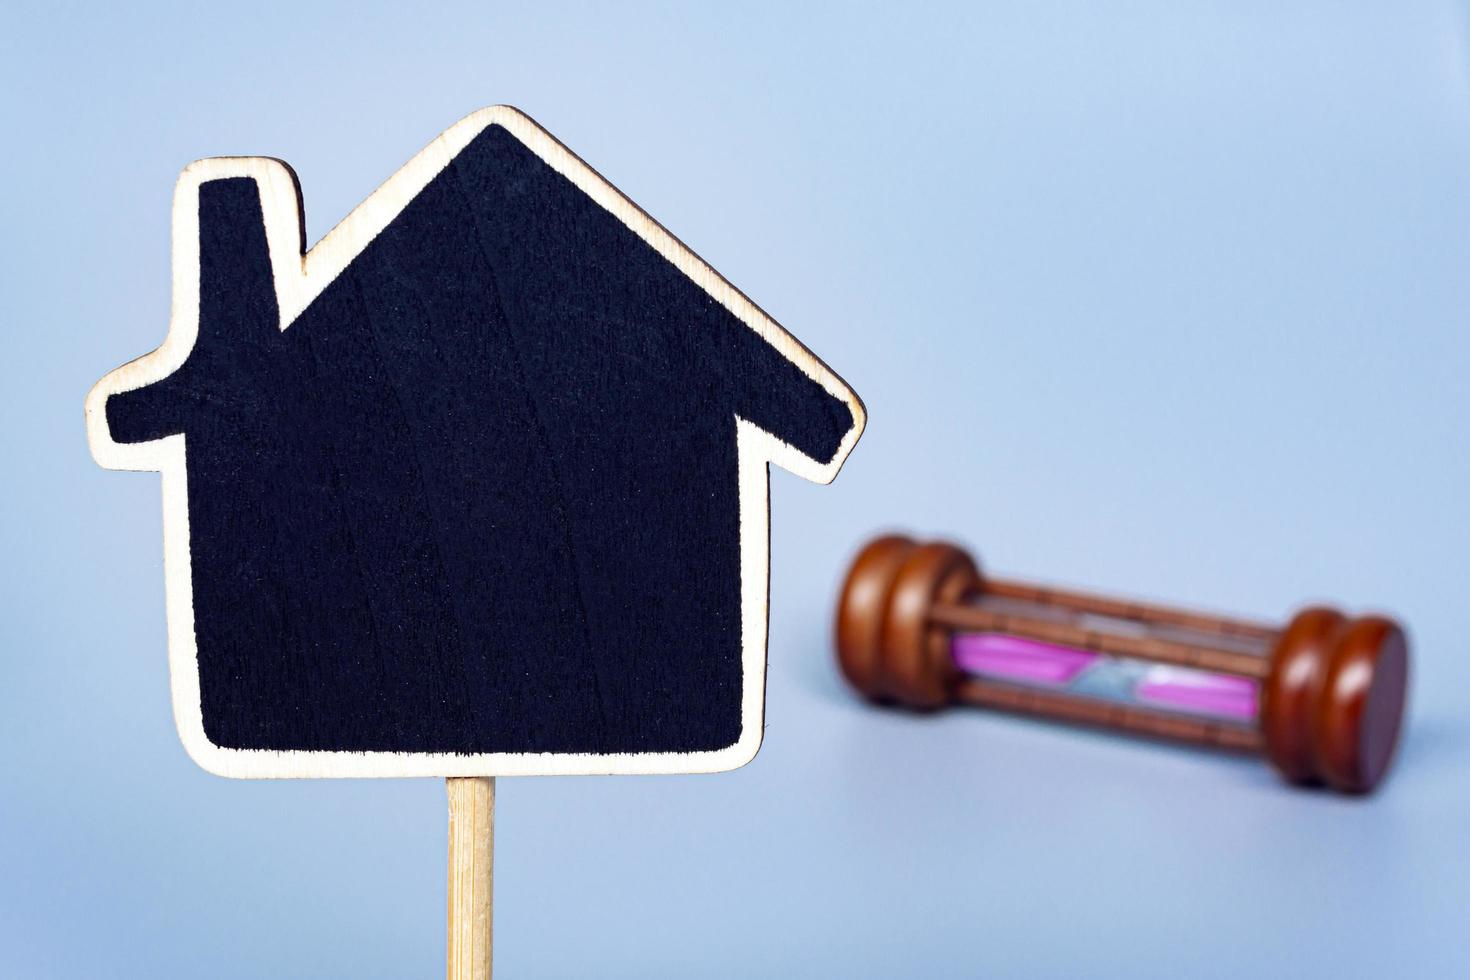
[951,633,1260,720]
[951,633,1098,684]
[1136,673,1258,720]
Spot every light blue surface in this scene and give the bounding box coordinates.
[3,3,1468,976]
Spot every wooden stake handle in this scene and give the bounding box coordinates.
[447,777,495,980]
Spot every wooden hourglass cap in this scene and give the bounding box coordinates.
[1319,617,1409,793]
[834,535,918,700]
[1260,608,1344,785]
[835,535,980,709]
[1262,611,1409,794]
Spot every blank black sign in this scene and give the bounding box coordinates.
[97,116,860,766]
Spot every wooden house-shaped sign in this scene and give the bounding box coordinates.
[86,107,864,779]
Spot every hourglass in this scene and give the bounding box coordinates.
[835,535,1409,793]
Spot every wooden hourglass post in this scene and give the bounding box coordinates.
[447,777,495,980]
[836,535,1410,794]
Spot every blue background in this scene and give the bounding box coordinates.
[3,2,1466,976]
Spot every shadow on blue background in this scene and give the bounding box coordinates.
[2,2,1466,976]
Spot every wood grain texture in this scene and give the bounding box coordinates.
[447,777,494,980]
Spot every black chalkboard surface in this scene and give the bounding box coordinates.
[86,107,864,778]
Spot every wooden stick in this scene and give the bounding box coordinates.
[980,577,1280,641]
[447,777,495,980]
[956,678,1266,752]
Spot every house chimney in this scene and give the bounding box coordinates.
[197,176,279,342]
[104,176,280,446]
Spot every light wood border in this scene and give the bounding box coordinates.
[84,106,866,778]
